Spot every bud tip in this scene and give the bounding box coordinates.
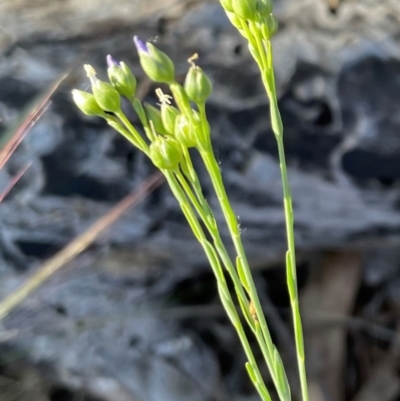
[107,54,120,68]
[133,36,149,54]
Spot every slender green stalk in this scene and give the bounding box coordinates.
[231,16,309,401]
[261,40,309,401]
[164,170,272,401]
[115,111,150,156]
[175,168,253,330]
[176,166,294,400]
[106,115,149,156]
[167,80,290,398]
[194,103,291,401]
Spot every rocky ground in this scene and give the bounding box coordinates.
[0,0,400,400]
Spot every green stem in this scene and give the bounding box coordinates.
[176,167,294,398]
[164,170,272,401]
[115,111,150,156]
[196,104,291,401]
[175,163,289,390]
[175,170,254,327]
[262,41,309,401]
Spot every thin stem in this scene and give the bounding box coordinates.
[262,41,309,401]
[196,104,291,401]
[164,170,272,401]
[106,115,148,156]
[175,165,283,382]
[175,170,254,327]
[115,111,149,156]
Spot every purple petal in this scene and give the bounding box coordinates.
[107,54,120,68]
[133,36,149,54]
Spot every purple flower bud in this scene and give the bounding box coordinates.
[107,57,137,99]
[133,36,149,54]
[133,36,175,84]
[107,54,120,68]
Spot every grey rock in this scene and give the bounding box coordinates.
[1,0,400,399]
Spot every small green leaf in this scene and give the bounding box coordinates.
[203,241,224,282]
[273,347,291,401]
[143,102,168,136]
[236,256,250,293]
[180,203,202,241]
[245,362,257,383]
[218,283,239,326]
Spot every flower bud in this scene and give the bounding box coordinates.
[184,65,212,104]
[226,11,245,31]
[150,136,182,170]
[219,0,233,12]
[174,113,197,148]
[261,13,278,39]
[134,36,175,84]
[107,55,137,100]
[161,103,180,135]
[154,88,180,135]
[84,64,121,113]
[232,0,258,21]
[144,103,168,136]
[72,90,105,117]
[257,0,272,14]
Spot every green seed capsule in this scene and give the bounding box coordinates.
[161,103,180,135]
[72,90,106,117]
[150,136,182,170]
[184,65,213,104]
[174,113,197,148]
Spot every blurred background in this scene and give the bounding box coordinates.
[0,0,400,400]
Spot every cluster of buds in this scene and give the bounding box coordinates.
[219,0,278,40]
[72,37,214,171]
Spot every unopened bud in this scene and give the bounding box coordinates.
[226,11,245,31]
[232,0,258,21]
[184,64,212,104]
[134,36,175,84]
[84,64,121,113]
[257,0,272,14]
[150,136,182,170]
[220,0,233,12]
[261,13,278,39]
[107,55,137,100]
[161,103,180,135]
[72,90,105,117]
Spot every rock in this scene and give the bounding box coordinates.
[1,0,400,399]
